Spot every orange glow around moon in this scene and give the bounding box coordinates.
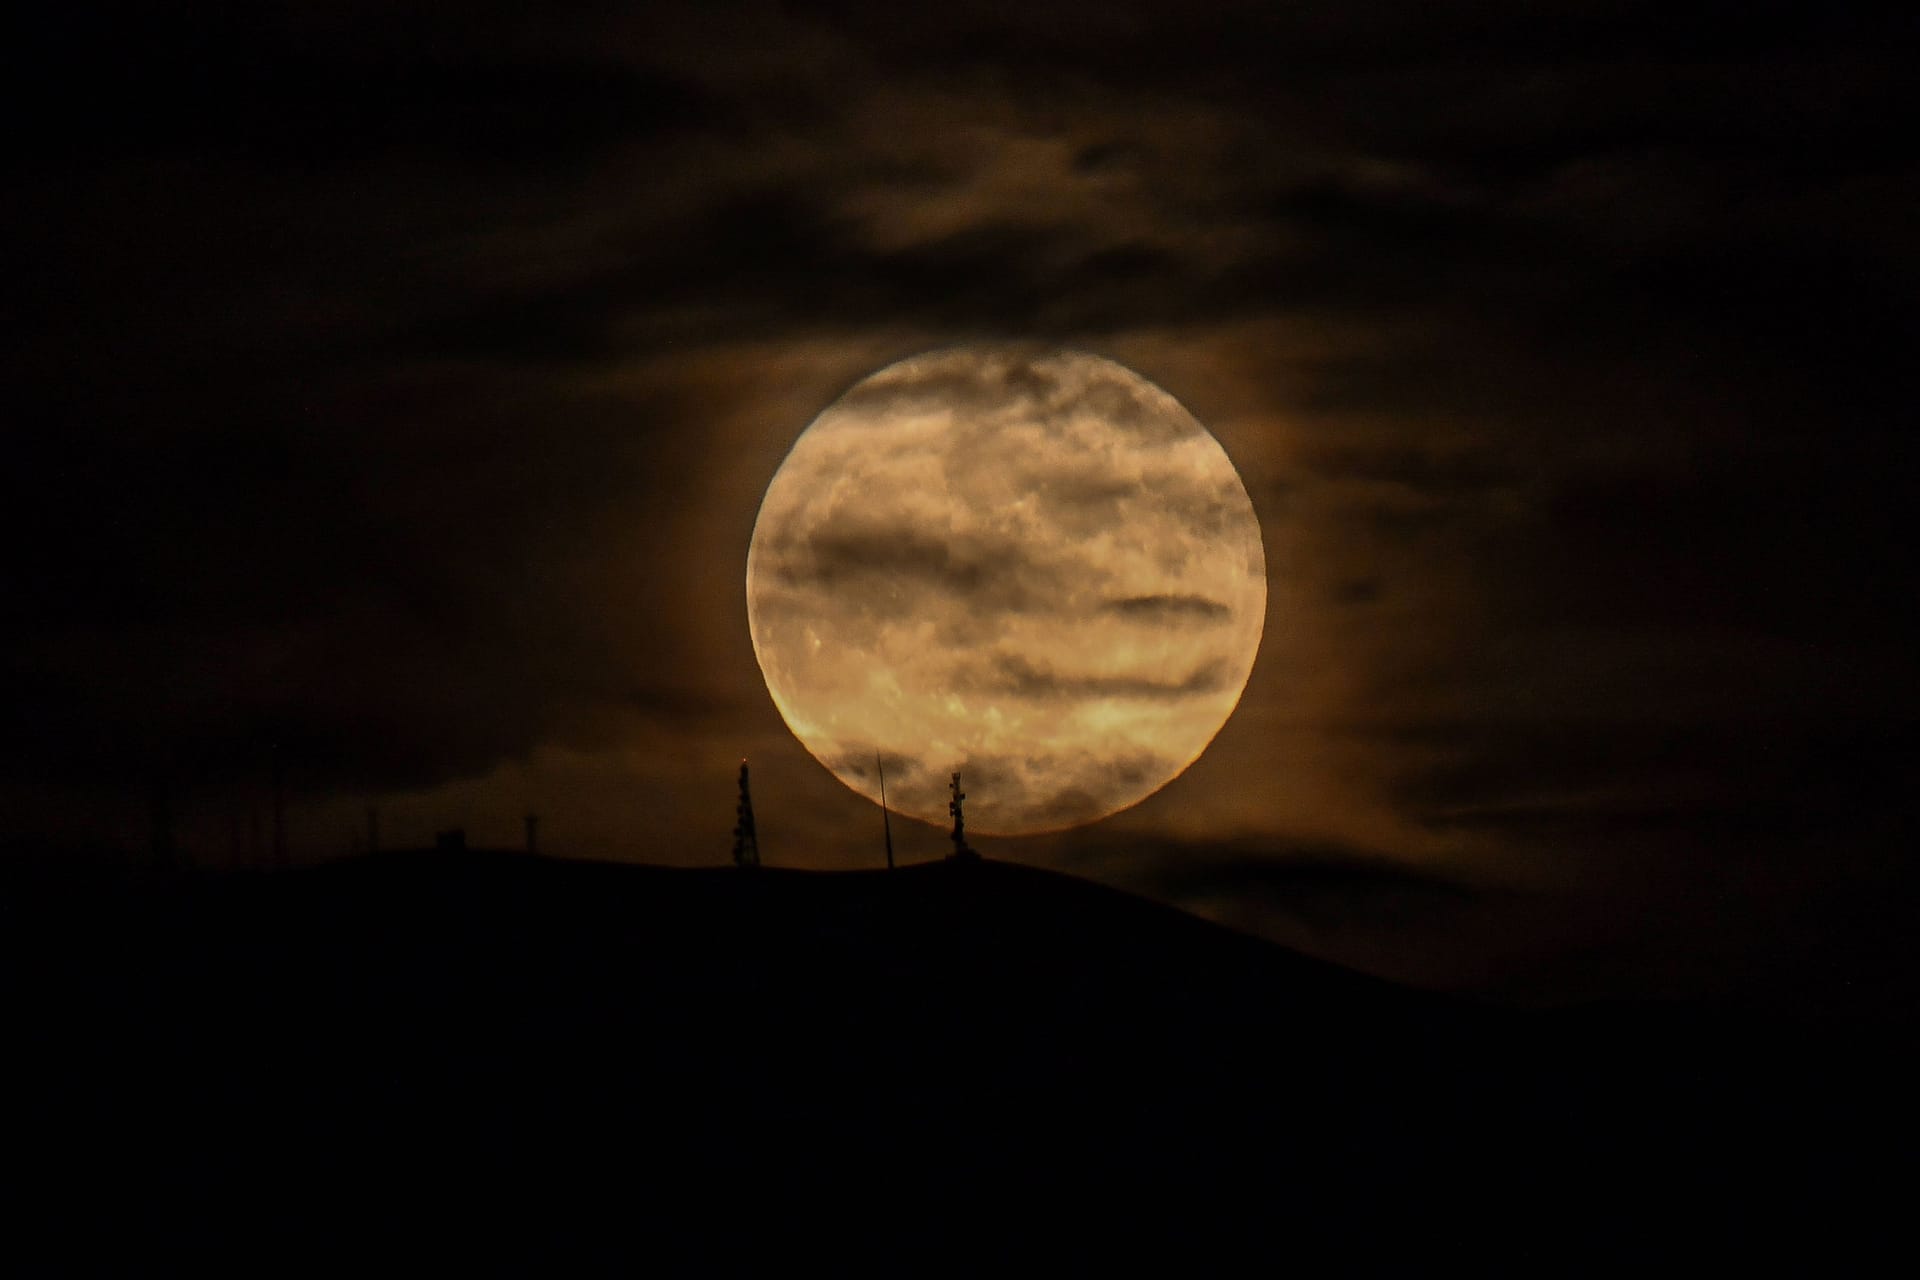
[747,347,1266,835]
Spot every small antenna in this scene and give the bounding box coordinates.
[877,753,895,871]
[949,772,976,860]
[732,759,761,868]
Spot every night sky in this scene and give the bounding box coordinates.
[5,2,1915,1009]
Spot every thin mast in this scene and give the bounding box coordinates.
[732,759,761,868]
[877,754,895,870]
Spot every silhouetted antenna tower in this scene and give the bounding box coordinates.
[525,813,540,855]
[366,806,379,855]
[877,753,895,871]
[948,772,976,860]
[732,760,761,868]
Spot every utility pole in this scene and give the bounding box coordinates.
[367,806,379,855]
[877,754,895,871]
[732,760,760,868]
[525,813,540,855]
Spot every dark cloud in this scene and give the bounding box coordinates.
[8,4,729,173]
[1102,594,1232,623]
[823,748,927,791]
[828,346,1085,420]
[988,654,1231,702]
[1328,579,1384,607]
[762,515,1067,618]
[1033,469,1247,545]
[1496,452,1918,641]
[1300,445,1523,497]
[828,346,1199,444]
[962,748,1178,832]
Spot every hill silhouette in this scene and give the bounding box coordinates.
[6,850,1912,1269]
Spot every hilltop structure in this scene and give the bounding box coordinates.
[732,760,761,868]
[878,754,895,871]
[948,773,977,861]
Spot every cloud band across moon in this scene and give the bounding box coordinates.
[747,347,1266,834]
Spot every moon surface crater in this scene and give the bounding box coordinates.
[747,347,1265,835]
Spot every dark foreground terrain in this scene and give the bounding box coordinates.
[5,851,1914,1270]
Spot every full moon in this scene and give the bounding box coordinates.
[747,347,1266,835]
